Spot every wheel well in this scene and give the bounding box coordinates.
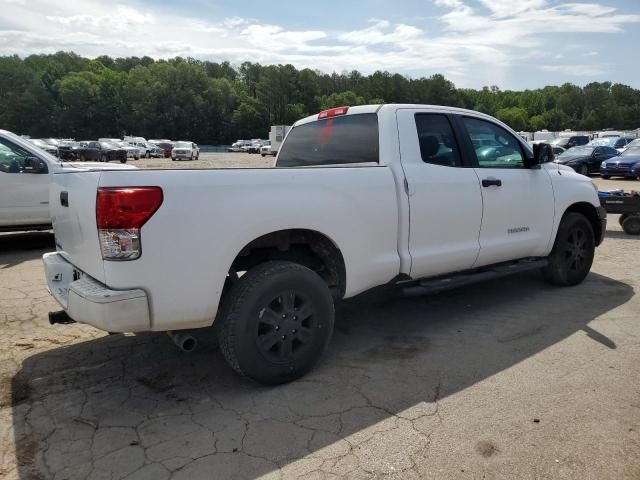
[230,230,347,299]
[565,202,603,246]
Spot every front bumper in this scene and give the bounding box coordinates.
[43,252,151,332]
[600,168,635,177]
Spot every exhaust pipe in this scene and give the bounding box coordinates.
[49,310,76,325]
[167,330,198,353]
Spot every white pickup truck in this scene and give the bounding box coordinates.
[0,130,135,232]
[42,105,606,384]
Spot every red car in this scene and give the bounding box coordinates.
[157,142,173,158]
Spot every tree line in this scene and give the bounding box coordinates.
[1,52,639,144]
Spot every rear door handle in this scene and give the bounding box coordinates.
[482,178,502,187]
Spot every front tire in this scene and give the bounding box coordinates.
[542,212,595,286]
[217,261,335,385]
[601,175,611,179]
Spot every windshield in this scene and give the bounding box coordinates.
[100,142,117,149]
[621,147,640,157]
[175,142,191,148]
[31,139,48,147]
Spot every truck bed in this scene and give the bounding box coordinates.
[49,166,402,331]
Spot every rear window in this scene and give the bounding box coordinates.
[277,113,379,167]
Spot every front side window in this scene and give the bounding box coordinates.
[414,114,461,167]
[277,113,379,167]
[0,138,31,173]
[462,117,525,168]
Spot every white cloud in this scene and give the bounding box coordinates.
[45,5,154,31]
[541,64,606,76]
[239,24,326,51]
[0,0,638,88]
[338,20,423,45]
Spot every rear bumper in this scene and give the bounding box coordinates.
[42,252,151,332]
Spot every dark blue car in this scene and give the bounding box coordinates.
[600,146,640,179]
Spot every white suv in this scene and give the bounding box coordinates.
[171,141,200,161]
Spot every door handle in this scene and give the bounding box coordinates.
[482,178,502,187]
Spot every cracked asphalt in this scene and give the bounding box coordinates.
[1,173,639,479]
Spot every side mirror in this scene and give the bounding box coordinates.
[23,156,48,174]
[529,143,553,167]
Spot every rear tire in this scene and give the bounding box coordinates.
[622,215,640,235]
[542,212,595,286]
[217,261,335,385]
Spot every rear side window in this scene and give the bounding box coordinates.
[277,114,379,167]
[414,114,461,167]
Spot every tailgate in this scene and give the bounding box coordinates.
[50,171,105,283]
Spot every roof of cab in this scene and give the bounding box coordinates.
[293,104,506,128]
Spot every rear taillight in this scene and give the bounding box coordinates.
[96,187,163,260]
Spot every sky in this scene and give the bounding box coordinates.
[1,0,639,90]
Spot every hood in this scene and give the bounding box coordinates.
[555,154,590,164]
[607,155,640,165]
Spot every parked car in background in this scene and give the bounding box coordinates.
[30,139,59,156]
[130,141,164,158]
[228,140,252,152]
[124,136,147,145]
[613,137,636,153]
[600,146,640,179]
[76,141,128,163]
[260,140,276,156]
[245,140,263,154]
[624,139,640,149]
[0,129,135,232]
[171,141,199,161]
[551,146,566,157]
[588,137,620,148]
[149,139,172,145]
[57,141,86,161]
[114,141,141,160]
[555,145,619,175]
[157,142,173,158]
[550,135,590,150]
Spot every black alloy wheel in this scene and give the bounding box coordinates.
[218,261,335,385]
[255,291,317,362]
[564,226,588,274]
